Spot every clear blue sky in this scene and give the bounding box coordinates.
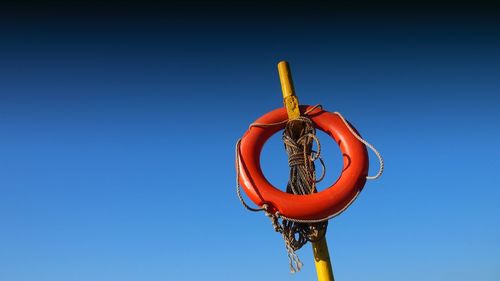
[1,2,499,281]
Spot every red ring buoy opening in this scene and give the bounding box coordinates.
[237,105,369,220]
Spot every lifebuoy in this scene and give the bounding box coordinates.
[237,105,369,220]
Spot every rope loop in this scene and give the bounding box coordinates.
[332,111,384,180]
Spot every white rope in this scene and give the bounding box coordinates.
[333,111,384,180]
[235,139,266,212]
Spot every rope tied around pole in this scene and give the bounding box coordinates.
[279,115,328,272]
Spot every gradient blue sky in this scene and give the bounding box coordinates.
[1,2,499,281]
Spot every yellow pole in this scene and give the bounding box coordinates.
[277,61,300,119]
[312,237,335,281]
[277,61,335,281]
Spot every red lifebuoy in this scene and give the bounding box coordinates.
[237,105,369,220]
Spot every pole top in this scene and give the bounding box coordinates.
[277,61,300,119]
